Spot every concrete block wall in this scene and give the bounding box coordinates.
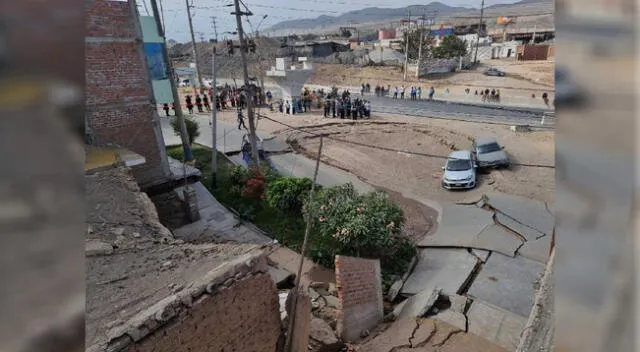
[85,0,169,187]
[103,252,283,352]
[335,255,383,342]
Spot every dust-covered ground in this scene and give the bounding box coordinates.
[306,60,554,97]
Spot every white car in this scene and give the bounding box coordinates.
[441,150,477,190]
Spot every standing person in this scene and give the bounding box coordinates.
[332,97,337,118]
[387,84,391,96]
[361,84,365,96]
[481,90,486,102]
[185,95,194,114]
[496,89,501,103]
[202,94,211,112]
[393,87,399,99]
[485,88,490,97]
[351,99,358,120]
[542,92,549,107]
[400,85,405,99]
[237,109,247,130]
[428,87,435,100]
[195,95,203,113]
[285,100,290,114]
[162,103,170,116]
[365,100,371,118]
[417,87,422,100]
[339,99,345,119]
[324,98,330,118]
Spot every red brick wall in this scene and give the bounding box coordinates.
[517,44,550,61]
[335,255,383,342]
[85,0,168,186]
[129,273,282,352]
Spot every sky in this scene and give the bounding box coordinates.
[142,0,523,42]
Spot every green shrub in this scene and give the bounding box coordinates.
[303,183,415,278]
[265,177,314,214]
[170,117,200,145]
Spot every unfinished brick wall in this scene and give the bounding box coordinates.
[517,44,551,61]
[131,273,282,352]
[103,253,283,352]
[335,255,383,342]
[85,0,169,187]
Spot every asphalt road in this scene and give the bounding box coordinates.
[214,78,548,126]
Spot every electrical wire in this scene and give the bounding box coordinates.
[256,112,555,168]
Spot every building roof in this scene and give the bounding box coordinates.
[86,165,265,352]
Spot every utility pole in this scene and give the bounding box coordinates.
[210,16,218,42]
[403,10,411,81]
[150,0,193,162]
[416,11,425,79]
[473,0,485,65]
[232,0,260,166]
[186,0,204,89]
[211,45,218,188]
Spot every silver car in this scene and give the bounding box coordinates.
[472,137,510,168]
[484,67,506,77]
[441,150,477,190]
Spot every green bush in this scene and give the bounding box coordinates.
[265,177,314,214]
[170,117,200,145]
[303,183,416,278]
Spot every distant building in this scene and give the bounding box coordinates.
[291,40,350,58]
[378,29,396,40]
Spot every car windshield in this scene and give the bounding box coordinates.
[446,158,471,171]
[477,142,501,154]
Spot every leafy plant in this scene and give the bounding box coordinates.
[399,28,435,60]
[431,35,468,59]
[303,183,413,275]
[265,177,314,214]
[170,117,200,145]
[242,168,266,200]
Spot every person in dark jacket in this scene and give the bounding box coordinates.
[202,94,211,112]
[195,95,203,113]
[185,95,194,114]
[162,103,170,116]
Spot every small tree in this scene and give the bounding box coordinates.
[170,117,200,145]
[399,28,435,60]
[431,35,468,59]
[265,177,314,214]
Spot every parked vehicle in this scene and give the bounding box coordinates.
[483,67,506,77]
[441,150,477,190]
[554,66,585,108]
[472,137,510,168]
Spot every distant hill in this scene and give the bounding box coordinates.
[264,0,553,34]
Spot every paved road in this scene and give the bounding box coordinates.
[212,78,549,126]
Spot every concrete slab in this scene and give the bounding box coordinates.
[398,288,441,319]
[168,156,201,181]
[471,249,491,263]
[486,193,554,236]
[418,205,494,248]
[269,266,294,287]
[467,253,545,317]
[358,317,417,352]
[262,138,291,153]
[270,153,373,194]
[495,212,544,242]
[400,249,479,296]
[473,224,524,257]
[517,234,552,264]
[467,300,527,352]
[433,309,467,331]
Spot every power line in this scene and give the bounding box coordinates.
[256,113,555,168]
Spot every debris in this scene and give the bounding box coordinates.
[387,280,404,302]
[324,295,340,309]
[310,281,330,291]
[448,294,468,314]
[132,232,141,238]
[309,318,342,352]
[113,227,125,236]
[86,240,114,256]
[398,288,441,319]
[162,261,173,268]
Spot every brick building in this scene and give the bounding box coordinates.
[85,0,170,187]
[86,164,283,352]
[516,44,555,61]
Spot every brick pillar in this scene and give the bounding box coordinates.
[182,185,200,222]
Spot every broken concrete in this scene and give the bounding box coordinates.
[485,193,554,237]
[401,249,479,296]
[471,249,491,263]
[467,253,544,317]
[268,265,295,289]
[517,234,552,264]
[398,288,441,319]
[418,205,523,257]
[387,280,404,302]
[448,294,469,314]
[418,205,494,248]
[433,309,467,331]
[495,212,544,242]
[309,318,342,352]
[467,300,527,351]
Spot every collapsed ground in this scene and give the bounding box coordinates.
[209,108,555,244]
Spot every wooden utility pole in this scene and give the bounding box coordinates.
[186,0,204,89]
[232,0,260,166]
[473,0,485,64]
[403,10,411,81]
[149,0,193,162]
[211,45,218,188]
[416,11,426,79]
